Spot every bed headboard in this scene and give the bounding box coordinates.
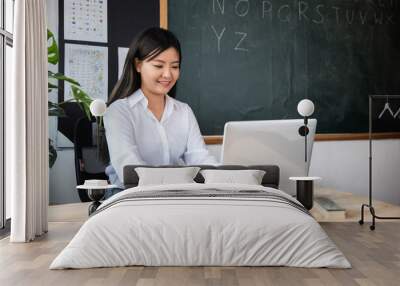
[123,165,280,189]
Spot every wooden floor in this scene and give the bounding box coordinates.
[2,189,400,286]
[1,221,400,285]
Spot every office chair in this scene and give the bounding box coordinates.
[73,116,109,202]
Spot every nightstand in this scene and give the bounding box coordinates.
[289,177,321,210]
[76,183,117,215]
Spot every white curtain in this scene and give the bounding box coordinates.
[9,0,48,242]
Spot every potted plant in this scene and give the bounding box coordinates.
[47,29,94,168]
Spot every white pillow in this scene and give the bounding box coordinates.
[135,167,201,186]
[200,169,266,185]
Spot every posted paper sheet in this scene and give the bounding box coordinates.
[64,43,108,102]
[64,0,107,43]
[118,47,129,79]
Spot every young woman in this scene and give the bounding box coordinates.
[104,27,217,190]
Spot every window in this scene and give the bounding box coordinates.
[0,0,14,232]
[5,0,13,33]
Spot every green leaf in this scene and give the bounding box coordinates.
[49,139,57,168]
[47,29,59,65]
[70,85,93,120]
[48,82,58,92]
[48,101,66,117]
[48,71,80,86]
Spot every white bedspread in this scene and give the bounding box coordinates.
[50,183,351,269]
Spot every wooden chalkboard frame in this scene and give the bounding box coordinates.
[160,0,168,29]
[160,0,400,144]
[202,133,400,145]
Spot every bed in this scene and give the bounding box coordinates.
[50,165,350,269]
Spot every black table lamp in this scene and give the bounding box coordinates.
[297,99,315,174]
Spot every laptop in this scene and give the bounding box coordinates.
[221,119,317,195]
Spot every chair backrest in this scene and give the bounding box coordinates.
[73,116,108,202]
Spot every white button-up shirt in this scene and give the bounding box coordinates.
[104,89,218,187]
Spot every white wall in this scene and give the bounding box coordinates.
[49,149,80,204]
[309,139,400,204]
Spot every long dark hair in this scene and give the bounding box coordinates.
[108,27,182,106]
[100,27,181,165]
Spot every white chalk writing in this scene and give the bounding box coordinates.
[208,0,397,53]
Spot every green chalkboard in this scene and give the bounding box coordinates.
[168,0,400,134]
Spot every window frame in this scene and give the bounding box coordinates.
[0,0,14,231]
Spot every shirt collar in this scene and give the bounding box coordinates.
[128,88,176,109]
[127,89,146,108]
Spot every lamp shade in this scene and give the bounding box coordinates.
[90,99,107,116]
[297,99,314,117]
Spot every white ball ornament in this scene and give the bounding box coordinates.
[297,99,314,117]
[89,99,107,117]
